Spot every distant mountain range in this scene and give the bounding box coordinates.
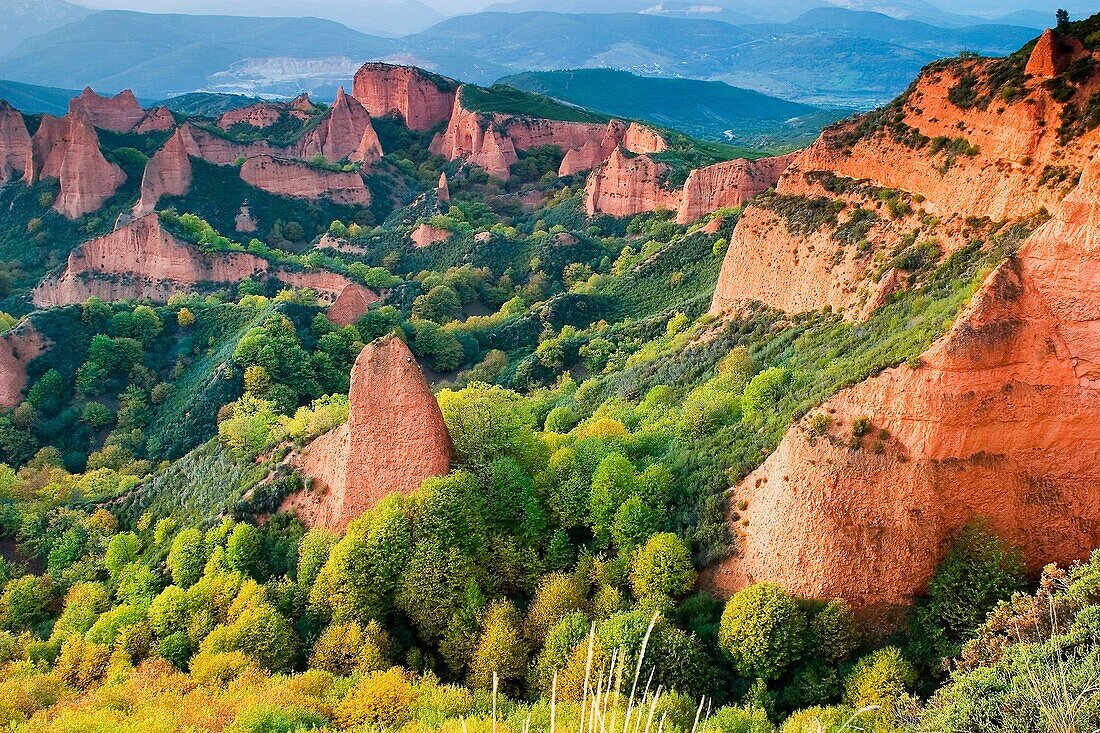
[498,69,850,147]
[0,0,1055,108]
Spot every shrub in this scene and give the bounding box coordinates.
[741,368,790,420]
[719,583,807,681]
[844,646,916,717]
[630,533,696,604]
[335,667,415,729]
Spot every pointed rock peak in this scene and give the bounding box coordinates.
[1026,28,1085,79]
[335,86,348,102]
[284,331,453,530]
[291,92,314,111]
[437,171,450,203]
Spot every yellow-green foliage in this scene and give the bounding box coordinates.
[335,667,416,729]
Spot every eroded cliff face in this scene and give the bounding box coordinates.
[296,87,382,164]
[327,283,381,326]
[54,111,126,218]
[710,32,1100,319]
[32,214,356,305]
[710,149,1100,621]
[138,117,376,212]
[23,110,127,218]
[283,334,453,531]
[238,155,370,205]
[676,154,797,224]
[68,88,145,133]
[0,102,30,183]
[352,62,456,131]
[431,93,668,181]
[0,322,47,409]
[583,149,793,222]
[583,148,680,216]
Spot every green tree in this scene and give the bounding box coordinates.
[630,533,697,604]
[468,601,529,691]
[104,532,141,579]
[167,528,206,588]
[843,647,916,717]
[412,285,461,323]
[226,523,262,577]
[741,367,790,420]
[719,583,807,681]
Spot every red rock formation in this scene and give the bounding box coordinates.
[0,101,30,182]
[217,103,285,130]
[710,40,1100,318]
[290,93,315,113]
[437,172,450,203]
[676,153,796,224]
[137,126,193,213]
[133,107,175,134]
[284,333,454,531]
[69,88,145,133]
[327,283,380,326]
[54,111,125,219]
[0,322,47,409]
[23,114,70,183]
[432,96,668,181]
[239,155,370,205]
[410,223,451,247]
[709,150,1100,622]
[235,205,257,233]
[1025,28,1086,78]
[352,62,456,131]
[297,87,382,164]
[32,214,354,305]
[583,148,680,217]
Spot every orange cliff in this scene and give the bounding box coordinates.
[22,110,125,219]
[582,149,794,222]
[327,283,380,327]
[430,91,667,181]
[295,87,382,165]
[583,147,680,217]
[352,62,456,131]
[68,88,145,133]
[138,107,377,213]
[709,148,1100,623]
[31,214,363,306]
[709,30,1100,319]
[282,334,454,531]
[0,101,30,183]
[238,156,371,205]
[0,322,48,409]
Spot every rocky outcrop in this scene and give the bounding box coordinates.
[217,103,286,130]
[1025,28,1086,78]
[32,214,355,306]
[23,114,71,183]
[22,110,126,217]
[437,172,450,203]
[69,88,145,133]
[352,63,456,131]
[138,121,374,212]
[0,322,47,409]
[296,87,382,164]
[235,205,257,233]
[284,333,453,531]
[0,102,30,183]
[327,283,380,326]
[239,156,370,205]
[676,153,796,224]
[137,126,193,213]
[431,94,668,181]
[583,148,680,217]
[709,35,1100,319]
[710,149,1100,622]
[410,223,451,247]
[133,107,175,134]
[54,111,126,218]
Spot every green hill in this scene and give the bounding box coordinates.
[498,68,848,147]
[0,78,79,115]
